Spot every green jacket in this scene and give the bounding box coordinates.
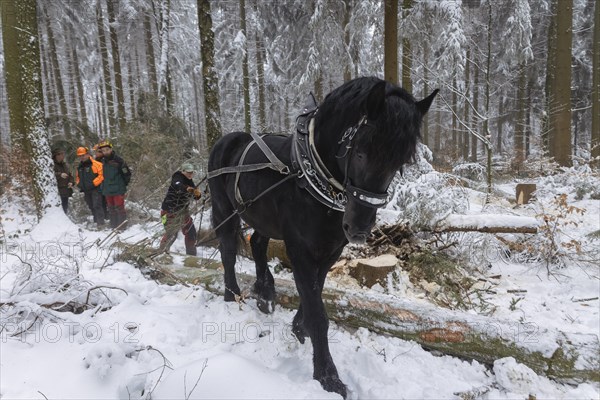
[101,152,131,196]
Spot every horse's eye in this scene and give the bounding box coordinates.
[356,152,366,161]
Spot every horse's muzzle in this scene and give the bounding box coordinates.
[343,223,369,244]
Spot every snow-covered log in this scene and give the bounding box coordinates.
[152,257,598,384]
[436,214,539,234]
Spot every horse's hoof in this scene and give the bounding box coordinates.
[256,298,275,314]
[319,376,347,399]
[291,324,307,344]
[224,287,240,302]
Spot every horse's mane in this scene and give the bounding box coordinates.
[316,77,422,173]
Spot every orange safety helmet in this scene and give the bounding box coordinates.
[76,147,89,156]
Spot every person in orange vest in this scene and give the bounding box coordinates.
[75,147,105,227]
[92,144,109,217]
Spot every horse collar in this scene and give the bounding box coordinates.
[292,112,389,211]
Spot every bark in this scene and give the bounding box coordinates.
[69,26,88,127]
[97,0,116,135]
[39,38,57,121]
[157,0,172,114]
[1,0,60,216]
[592,0,600,167]
[240,0,251,133]
[401,0,413,92]
[383,0,398,84]
[342,0,352,82]
[483,1,492,158]
[198,0,222,149]
[463,50,471,161]
[127,54,137,120]
[513,63,527,168]
[549,0,573,167]
[106,0,126,130]
[144,10,159,96]
[253,0,266,131]
[43,5,71,138]
[470,60,479,162]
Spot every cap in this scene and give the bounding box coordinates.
[181,162,195,173]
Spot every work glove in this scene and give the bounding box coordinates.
[193,188,201,200]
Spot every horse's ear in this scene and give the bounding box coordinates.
[365,81,387,119]
[416,89,439,116]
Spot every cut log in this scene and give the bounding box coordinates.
[436,214,539,234]
[150,257,599,385]
[349,254,398,287]
[516,183,537,205]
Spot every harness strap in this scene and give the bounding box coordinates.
[248,131,290,175]
[207,163,277,179]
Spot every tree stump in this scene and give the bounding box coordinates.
[350,254,398,287]
[516,183,537,205]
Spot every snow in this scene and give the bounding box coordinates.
[1,170,600,399]
[441,213,539,230]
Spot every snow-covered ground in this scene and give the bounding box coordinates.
[1,168,599,399]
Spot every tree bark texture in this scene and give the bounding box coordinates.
[1,0,60,216]
[197,0,222,149]
[383,0,398,84]
[97,0,116,135]
[106,0,126,131]
[592,0,600,167]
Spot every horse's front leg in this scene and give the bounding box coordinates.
[286,245,347,399]
[214,211,241,301]
[250,231,275,313]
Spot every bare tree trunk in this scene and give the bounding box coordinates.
[592,0,600,167]
[69,27,88,127]
[383,0,398,84]
[66,31,79,126]
[253,0,266,131]
[39,38,57,121]
[401,0,413,92]
[97,0,115,136]
[1,0,60,217]
[470,60,479,162]
[544,0,558,155]
[127,54,137,120]
[157,0,172,114]
[198,0,222,149]
[549,0,573,167]
[144,10,159,96]
[43,5,71,138]
[106,0,126,131]
[240,0,251,133]
[342,0,353,82]
[462,50,471,161]
[483,1,492,159]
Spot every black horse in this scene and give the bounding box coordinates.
[208,77,437,398]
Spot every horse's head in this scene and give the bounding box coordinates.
[315,78,438,244]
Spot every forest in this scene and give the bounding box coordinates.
[0,0,598,213]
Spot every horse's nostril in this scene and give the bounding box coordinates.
[343,223,350,232]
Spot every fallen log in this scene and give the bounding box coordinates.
[153,256,598,384]
[435,214,539,234]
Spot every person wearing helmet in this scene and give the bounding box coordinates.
[158,162,201,255]
[97,140,131,230]
[52,148,74,213]
[75,147,105,226]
